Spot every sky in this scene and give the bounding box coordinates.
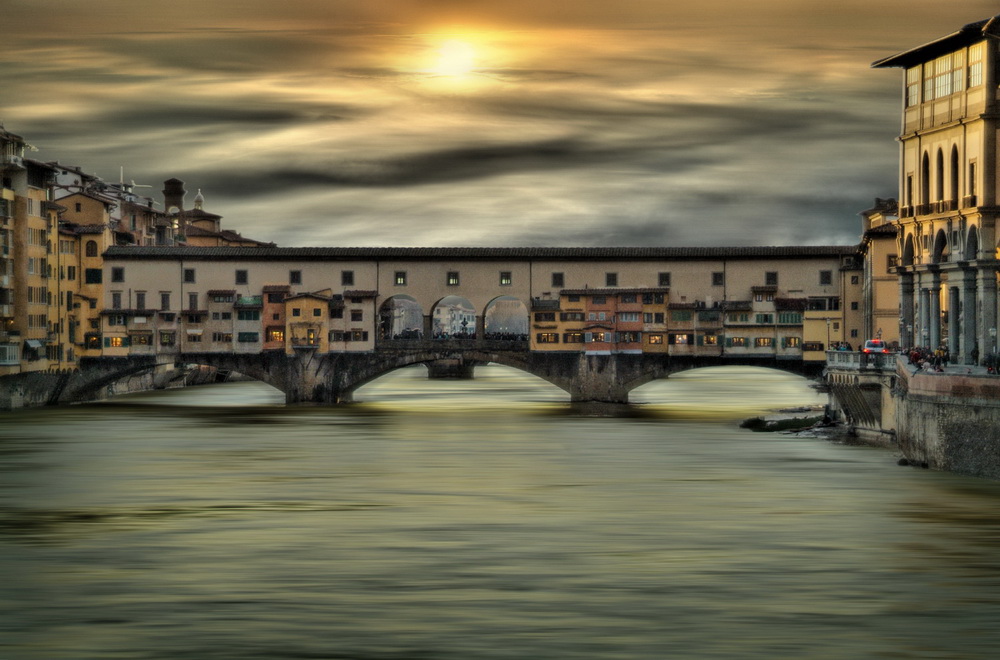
[3,1,999,248]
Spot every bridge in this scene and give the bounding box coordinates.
[2,340,824,413]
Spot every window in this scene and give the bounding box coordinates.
[187,333,202,343]
[289,270,302,285]
[620,294,636,303]
[592,295,607,305]
[850,302,859,310]
[850,275,859,285]
[906,66,920,107]
[671,310,692,322]
[447,271,460,286]
[563,332,584,343]
[107,336,125,348]
[237,310,260,321]
[188,293,198,310]
[499,271,512,286]
[330,307,343,319]
[850,329,859,338]
[85,241,98,257]
[267,329,285,342]
[341,270,354,286]
[618,312,640,322]
[351,310,363,322]
[212,332,233,343]
[212,294,233,303]
[183,268,195,283]
[765,272,778,286]
[969,42,984,87]
[395,271,407,286]
[887,255,899,271]
[819,270,832,286]
[777,312,802,324]
[159,331,175,346]
[560,312,584,322]
[236,270,248,285]
[567,294,580,302]
[619,331,641,343]
[703,334,718,346]
[85,268,102,284]
[658,272,671,287]
[111,292,122,310]
[728,337,747,347]
[712,272,724,286]
[160,292,171,310]
[535,312,556,322]
[668,333,692,345]
[536,333,559,343]
[136,292,146,310]
[238,332,259,343]
[552,272,564,288]
[755,337,773,347]
[292,308,301,317]
[755,313,773,324]
[67,266,76,281]
[803,341,824,351]
[648,334,664,345]
[783,336,801,348]
[605,273,618,287]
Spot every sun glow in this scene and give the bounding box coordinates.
[433,39,476,76]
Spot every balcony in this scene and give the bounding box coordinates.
[962,195,978,208]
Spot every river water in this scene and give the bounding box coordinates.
[3,365,1000,659]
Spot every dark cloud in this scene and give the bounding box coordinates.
[3,1,994,248]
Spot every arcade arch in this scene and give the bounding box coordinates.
[483,296,528,340]
[379,295,424,340]
[432,295,476,339]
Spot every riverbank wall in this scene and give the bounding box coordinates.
[0,364,226,411]
[893,364,1000,480]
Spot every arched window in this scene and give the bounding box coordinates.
[950,145,959,202]
[921,152,930,206]
[85,240,98,257]
[935,149,945,202]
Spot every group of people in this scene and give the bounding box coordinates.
[906,345,951,372]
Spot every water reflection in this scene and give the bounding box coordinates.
[3,366,1000,658]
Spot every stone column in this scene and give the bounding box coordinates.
[962,269,979,364]
[899,273,914,347]
[948,285,960,359]
[928,272,941,349]
[918,284,930,348]
[978,268,998,357]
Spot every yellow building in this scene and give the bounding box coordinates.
[874,15,1000,361]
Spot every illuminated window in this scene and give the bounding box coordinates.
[703,334,718,346]
[648,334,663,345]
[536,333,559,343]
[499,271,512,286]
[447,271,460,286]
[784,336,801,348]
[395,271,407,286]
[267,329,284,342]
[108,336,124,348]
[755,337,773,347]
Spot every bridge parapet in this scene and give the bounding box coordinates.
[378,338,529,352]
[825,350,898,372]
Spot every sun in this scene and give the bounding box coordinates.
[433,39,476,76]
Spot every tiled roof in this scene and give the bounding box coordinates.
[104,245,858,262]
[344,290,377,298]
[865,224,898,236]
[207,289,236,295]
[74,225,109,235]
[262,284,291,292]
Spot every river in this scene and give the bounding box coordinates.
[2,365,1000,659]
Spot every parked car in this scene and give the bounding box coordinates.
[862,339,889,354]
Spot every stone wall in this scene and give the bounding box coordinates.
[894,368,1000,480]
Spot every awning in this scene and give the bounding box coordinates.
[25,339,43,348]
[185,329,203,335]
